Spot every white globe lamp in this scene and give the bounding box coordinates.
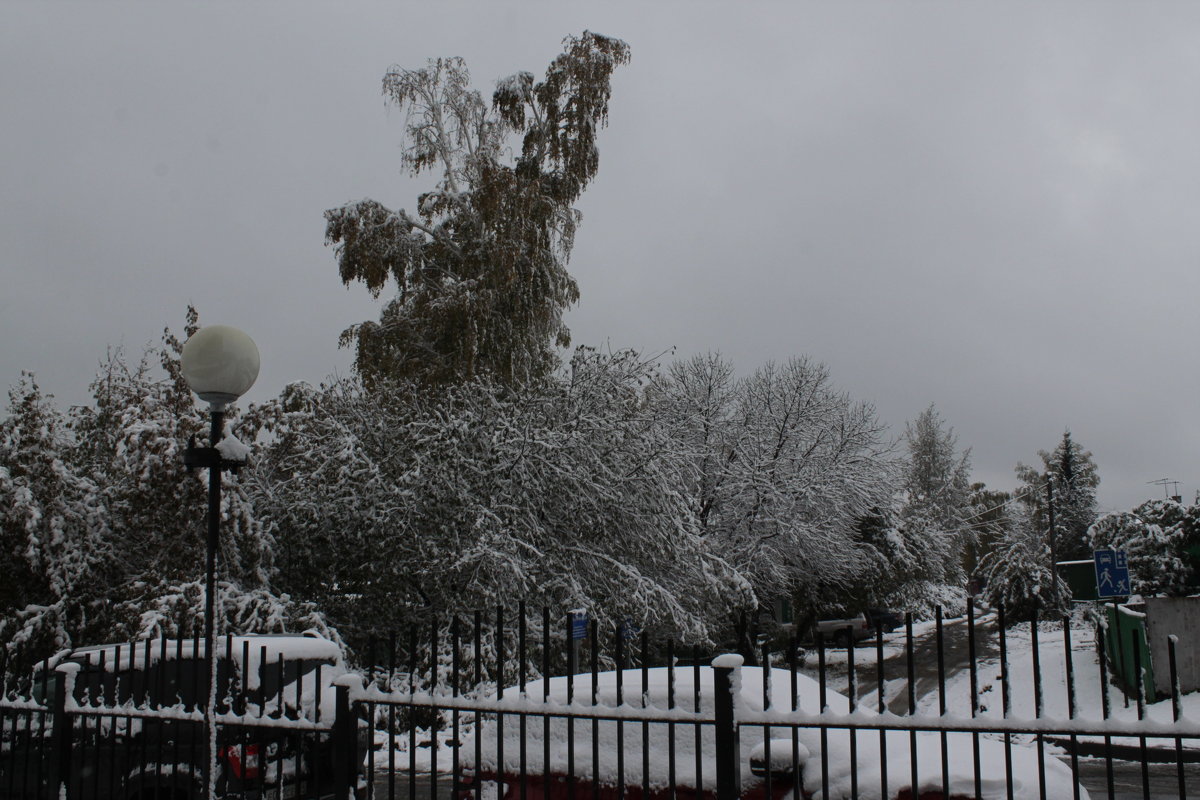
[180,325,260,408]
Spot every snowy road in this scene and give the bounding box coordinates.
[1076,757,1200,799]
[376,762,1200,799]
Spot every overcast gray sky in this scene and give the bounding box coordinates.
[3,2,1199,512]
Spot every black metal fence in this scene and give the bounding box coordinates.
[0,632,364,799]
[352,600,1200,800]
[2,601,1199,799]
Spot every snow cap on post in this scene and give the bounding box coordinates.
[711,653,744,669]
[181,325,260,408]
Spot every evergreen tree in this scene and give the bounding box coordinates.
[1089,498,1200,597]
[962,482,1011,581]
[0,374,109,651]
[983,503,1066,622]
[325,32,630,388]
[1015,430,1099,562]
[899,404,972,587]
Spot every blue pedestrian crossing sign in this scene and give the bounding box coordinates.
[1093,549,1130,598]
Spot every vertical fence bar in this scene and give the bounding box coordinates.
[762,645,773,800]
[616,630,625,800]
[1096,617,1114,800]
[641,632,650,800]
[566,613,576,800]
[999,604,1013,800]
[1063,615,1080,800]
[473,612,482,800]
[589,618,599,800]
[49,669,71,800]
[452,617,461,800]
[693,644,703,799]
[666,640,676,800]
[544,607,552,796]
[906,613,918,800]
[818,632,828,800]
[409,624,417,800]
[141,638,154,796]
[388,629,397,800]
[1169,635,1186,800]
[968,598,982,800]
[314,662,324,795]
[93,649,104,800]
[334,680,351,796]
[712,655,741,800]
[1032,606,1046,800]
[875,623,887,800]
[239,638,250,800]
[848,630,858,800]
[108,644,121,800]
[497,606,506,800]
[518,602,527,800]
[430,617,440,800]
[936,606,948,798]
[789,636,801,800]
[1133,628,1149,800]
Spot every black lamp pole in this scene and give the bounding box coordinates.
[179,324,259,800]
[204,408,224,696]
[184,408,242,798]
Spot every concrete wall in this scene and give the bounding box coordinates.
[1143,596,1200,697]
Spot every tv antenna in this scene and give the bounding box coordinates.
[1149,478,1180,499]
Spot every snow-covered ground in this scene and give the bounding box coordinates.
[366,609,1198,797]
[824,609,1200,755]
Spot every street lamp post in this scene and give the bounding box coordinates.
[180,325,259,798]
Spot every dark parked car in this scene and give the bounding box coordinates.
[865,608,904,633]
[3,633,366,800]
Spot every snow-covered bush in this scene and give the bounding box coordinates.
[1088,499,1199,597]
[247,348,746,644]
[982,505,1066,622]
[655,354,898,643]
[0,310,306,675]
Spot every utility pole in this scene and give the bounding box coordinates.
[1046,474,1056,568]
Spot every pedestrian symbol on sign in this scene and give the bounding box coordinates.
[1093,549,1130,599]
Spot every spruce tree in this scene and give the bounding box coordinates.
[1015,430,1099,562]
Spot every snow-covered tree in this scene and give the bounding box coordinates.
[0,310,316,670]
[1088,499,1200,597]
[325,32,630,388]
[902,400,969,563]
[962,482,1011,580]
[897,405,972,589]
[659,354,898,642]
[1015,430,1099,562]
[982,503,1066,622]
[0,374,109,652]
[247,349,745,644]
[70,313,274,605]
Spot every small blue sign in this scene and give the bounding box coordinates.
[570,611,589,640]
[1094,549,1130,598]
